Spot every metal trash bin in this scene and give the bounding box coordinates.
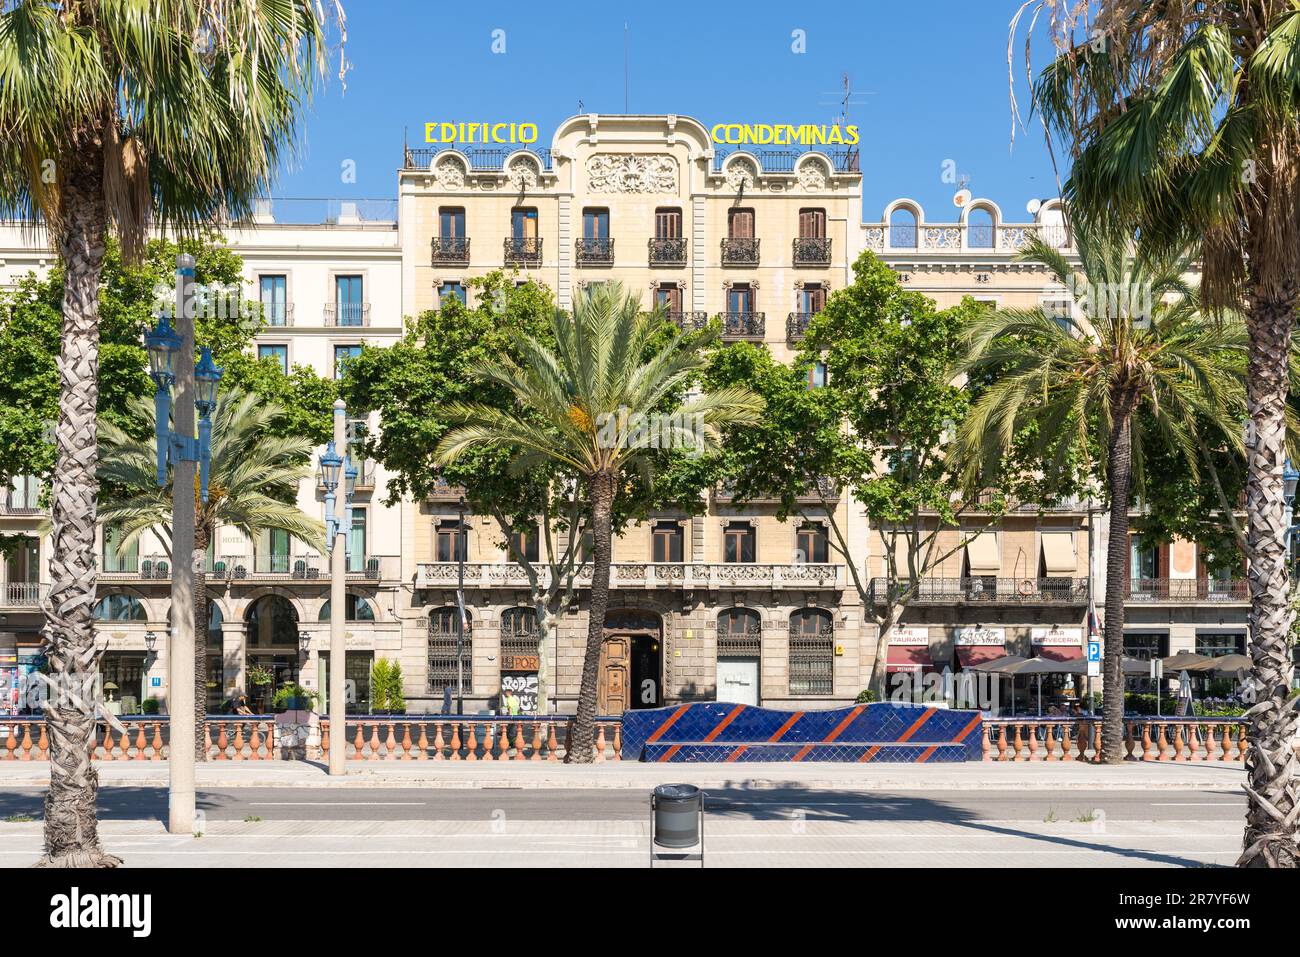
[651,783,703,849]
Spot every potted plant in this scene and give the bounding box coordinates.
[370,659,407,715]
[271,682,318,713]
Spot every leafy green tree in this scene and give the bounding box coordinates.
[707,252,1059,696]
[956,232,1248,763]
[97,388,325,760]
[1020,0,1300,867]
[435,283,762,762]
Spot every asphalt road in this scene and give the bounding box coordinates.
[0,786,1246,823]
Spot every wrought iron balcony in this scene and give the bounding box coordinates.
[668,311,710,332]
[428,474,467,501]
[503,236,542,265]
[786,312,818,340]
[576,237,614,265]
[720,312,765,340]
[792,237,832,266]
[721,237,760,266]
[648,237,688,265]
[430,236,470,264]
[1125,578,1248,602]
[415,561,845,591]
[868,577,1090,605]
[323,303,371,327]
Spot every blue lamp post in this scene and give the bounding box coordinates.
[144,318,222,501]
[318,440,344,540]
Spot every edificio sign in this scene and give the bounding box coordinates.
[424,122,539,144]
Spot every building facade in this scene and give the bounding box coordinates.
[0,113,1250,720]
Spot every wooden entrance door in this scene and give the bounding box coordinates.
[598,636,631,715]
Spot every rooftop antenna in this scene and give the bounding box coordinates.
[819,72,874,165]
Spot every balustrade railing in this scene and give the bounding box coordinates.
[0,716,277,761]
[982,717,1247,762]
[320,716,623,761]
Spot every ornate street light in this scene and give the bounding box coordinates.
[143,318,222,499]
[318,440,344,541]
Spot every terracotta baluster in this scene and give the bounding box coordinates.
[465,724,478,761]
[1046,723,1060,761]
[1220,724,1232,761]
[1123,722,1135,761]
[36,724,49,760]
[369,723,383,760]
[1188,724,1203,761]
[595,724,607,762]
[1081,721,1094,762]
[353,724,365,759]
[995,724,1007,761]
[1156,724,1169,761]
[415,723,428,760]
[1172,725,1185,761]
[431,722,445,761]
[3,723,16,760]
[321,721,330,762]
[546,722,559,761]
[232,722,246,760]
[1026,725,1039,761]
[1011,723,1024,761]
[213,723,228,760]
[386,721,400,760]
[500,722,512,759]
[1061,722,1073,761]
[612,725,622,760]
[1236,725,1247,761]
[449,722,462,760]
[131,725,145,760]
[480,722,495,760]
[249,722,262,759]
[18,724,32,761]
[530,722,543,760]
[981,724,990,761]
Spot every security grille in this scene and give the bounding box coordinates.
[428,608,472,694]
[788,613,834,696]
[501,607,540,659]
[718,609,762,657]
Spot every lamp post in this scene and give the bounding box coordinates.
[319,400,348,775]
[144,254,222,835]
[1284,461,1299,579]
[456,495,467,716]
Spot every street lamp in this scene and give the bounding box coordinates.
[456,495,467,717]
[145,319,222,501]
[318,440,343,538]
[320,400,353,775]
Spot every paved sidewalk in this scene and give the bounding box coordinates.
[0,759,1248,790]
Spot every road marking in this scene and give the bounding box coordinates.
[1150,802,1242,807]
[246,802,427,807]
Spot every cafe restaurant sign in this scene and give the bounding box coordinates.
[1031,626,1082,647]
[889,627,930,646]
[954,626,1006,646]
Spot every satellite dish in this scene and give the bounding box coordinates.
[1026,198,1042,215]
[953,188,972,208]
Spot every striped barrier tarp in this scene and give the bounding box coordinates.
[621,702,984,763]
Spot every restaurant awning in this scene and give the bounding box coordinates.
[1039,644,1083,662]
[964,532,1000,576]
[957,644,1005,666]
[885,645,931,671]
[1040,531,1076,576]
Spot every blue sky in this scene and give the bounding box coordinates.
[278,0,1065,222]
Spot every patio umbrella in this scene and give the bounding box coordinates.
[967,654,1027,673]
[1206,653,1252,677]
[1161,651,1216,672]
[1058,656,1151,676]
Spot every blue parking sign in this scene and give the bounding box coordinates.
[1086,640,1101,663]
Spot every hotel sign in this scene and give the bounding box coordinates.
[954,626,1006,645]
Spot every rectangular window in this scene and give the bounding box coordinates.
[798,208,827,238]
[436,520,466,562]
[655,284,682,313]
[438,282,466,305]
[1195,633,1246,658]
[728,208,755,239]
[439,207,465,238]
[807,361,828,389]
[102,526,138,574]
[652,522,684,563]
[655,208,682,239]
[258,344,288,373]
[334,275,364,327]
[259,275,288,326]
[723,523,755,563]
[800,284,826,314]
[511,207,538,239]
[797,524,829,563]
[334,345,362,379]
[582,208,609,240]
[258,528,290,574]
[348,508,367,574]
[509,524,540,563]
[727,284,754,314]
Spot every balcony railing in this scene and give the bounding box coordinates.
[430,237,470,264]
[260,302,294,327]
[786,312,817,340]
[668,311,710,332]
[415,561,845,591]
[1125,578,1248,602]
[428,475,467,501]
[720,312,765,340]
[1,582,45,606]
[648,237,688,265]
[721,238,760,266]
[403,146,554,171]
[792,237,832,266]
[347,555,400,580]
[323,303,371,327]
[712,148,860,174]
[869,577,1089,604]
[504,237,542,265]
[576,238,614,265]
[203,555,322,579]
[888,224,917,248]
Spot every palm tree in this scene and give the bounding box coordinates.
[955,231,1248,763]
[98,389,325,759]
[0,0,336,866]
[435,284,762,762]
[1017,0,1300,868]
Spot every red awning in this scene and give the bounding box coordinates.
[1039,645,1083,662]
[957,645,1006,667]
[886,645,931,670]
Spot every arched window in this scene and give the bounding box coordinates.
[245,595,299,648]
[428,607,471,694]
[501,607,539,660]
[319,594,376,622]
[967,207,995,248]
[889,207,918,248]
[717,608,761,657]
[94,593,147,621]
[788,608,834,696]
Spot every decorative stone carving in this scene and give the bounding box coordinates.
[923,227,961,249]
[586,153,677,193]
[434,156,466,189]
[725,158,757,190]
[507,156,539,189]
[863,226,886,250]
[797,160,828,190]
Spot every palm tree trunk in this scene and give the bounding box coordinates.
[1100,401,1135,764]
[38,152,120,868]
[194,523,209,761]
[566,470,615,763]
[1238,291,1300,868]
